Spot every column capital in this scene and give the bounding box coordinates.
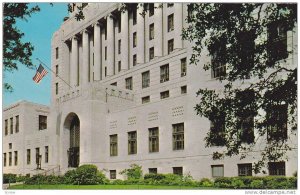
[93,21,103,28]
[80,28,92,35]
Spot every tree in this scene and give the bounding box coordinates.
[182,3,297,173]
[3,3,40,92]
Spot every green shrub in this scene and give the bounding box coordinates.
[250,180,264,189]
[110,179,125,185]
[231,178,245,189]
[3,174,17,184]
[120,164,143,180]
[16,175,29,182]
[200,178,213,187]
[144,173,166,181]
[214,177,232,188]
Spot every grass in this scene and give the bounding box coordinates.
[8,184,213,190]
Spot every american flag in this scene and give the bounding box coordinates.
[33,64,48,83]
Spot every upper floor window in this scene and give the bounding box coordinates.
[181,58,187,77]
[149,3,154,17]
[9,143,12,149]
[172,123,184,150]
[168,39,174,54]
[268,162,285,176]
[111,82,117,86]
[105,67,107,77]
[160,64,169,83]
[118,40,121,54]
[149,47,155,60]
[133,32,137,48]
[15,115,19,133]
[142,96,150,104]
[3,153,6,167]
[128,131,137,154]
[10,117,13,134]
[55,47,59,59]
[238,163,252,176]
[142,71,150,88]
[118,14,121,33]
[125,77,133,90]
[45,146,49,163]
[133,54,137,66]
[211,165,224,177]
[132,8,137,25]
[149,23,154,40]
[14,151,18,166]
[110,134,118,156]
[118,61,121,72]
[160,90,169,99]
[149,127,159,153]
[210,112,226,146]
[5,119,8,136]
[267,104,288,141]
[181,85,187,94]
[55,83,58,95]
[105,47,107,60]
[27,149,31,165]
[211,47,226,78]
[55,65,59,77]
[168,14,174,32]
[8,152,12,166]
[39,115,47,130]
[167,3,174,7]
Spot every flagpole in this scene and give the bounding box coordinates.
[36,58,74,89]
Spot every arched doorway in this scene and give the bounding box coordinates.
[64,113,80,168]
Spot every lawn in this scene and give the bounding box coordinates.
[8,184,213,190]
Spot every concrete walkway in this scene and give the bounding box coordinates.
[3,182,23,190]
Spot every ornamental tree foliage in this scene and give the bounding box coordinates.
[3,3,40,92]
[182,3,297,173]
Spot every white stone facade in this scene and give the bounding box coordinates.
[3,3,297,179]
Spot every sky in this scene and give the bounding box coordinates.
[3,3,68,107]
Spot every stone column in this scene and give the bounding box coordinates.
[70,36,79,87]
[93,22,101,80]
[82,29,89,85]
[107,14,114,76]
[174,3,183,49]
[137,5,145,64]
[154,3,163,57]
[121,10,129,70]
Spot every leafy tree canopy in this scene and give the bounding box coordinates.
[182,3,297,173]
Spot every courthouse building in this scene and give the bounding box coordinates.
[3,3,297,179]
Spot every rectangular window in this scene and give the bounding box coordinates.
[39,115,47,130]
[133,32,137,48]
[105,67,107,77]
[125,77,133,90]
[149,23,154,40]
[168,39,174,54]
[181,58,187,77]
[55,65,58,77]
[105,46,107,60]
[3,153,6,167]
[55,47,59,59]
[132,8,137,25]
[212,48,226,78]
[105,26,107,40]
[110,170,117,179]
[168,14,174,32]
[210,112,226,146]
[142,96,150,104]
[133,54,137,66]
[149,3,154,17]
[268,162,285,176]
[110,134,118,156]
[149,127,159,153]
[35,147,40,165]
[172,123,184,150]
[118,40,121,54]
[14,151,18,166]
[9,152,12,166]
[45,146,49,163]
[111,82,117,86]
[167,3,174,7]
[149,47,154,60]
[212,165,224,177]
[160,64,169,83]
[9,143,12,149]
[10,117,13,134]
[181,86,187,94]
[118,61,121,72]
[142,71,150,89]
[173,167,183,176]
[149,168,157,174]
[55,83,58,95]
[5,119,8,136]
[160,90,169,99]
[238,163,252,176]
[118,15,121,33]
[267,104,288,141]
[27,149,31,165]
[128,131,137,155]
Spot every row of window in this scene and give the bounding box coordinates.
[110,123,184,156]
[4,115,19,136]
[3,151,18,167]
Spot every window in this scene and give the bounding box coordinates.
[55,65,59,77]
[149,168,157,174]
[160,64,169,83]
[3,153,6,167]
[45,146,49,163]
[9,152,12,166]
[168,14,174,32]
[27,149,31,165]
[105,67,107,77]
[149,127,159,153]
[181,58,187,76]
[238,163,252,176]
[132,8,137,25]
[167,3,174,7]
[133,32,137,48]
[268,21,288,64]
[82,3,88,8]
[118,15,121,33]
[5,119,8,136]
[125,77,133,90]
[128,131,137,155]
[110,134,118,156]
[210,112,226,146]
[181,86,187,94]
[14,151,18,166]
[172,123,184,150]
[160,90,169,99]
[9,143,12,149]
[142,71,150,88]
[10,117,13,134]
[118,61,121,72]
[149,47,154,60]
[168,39,174,54]
[211,165,224,177]
[173,167,183,176]
[267,104,288,141]
[105,26,107,40]
[149,3,154,17]
[110,170,117,179]
[268,162,285,176]
[211,48,226,78]
[149,23,154,40]
[15,115,19,133]
[111,82,117,86]
[35,147,40,166]
[55,47,59,59]
[133,54,137,66]
[105,46,107,60]
[93,53,94,66]
[118,40,121,54]
[39,115,47,130]
[142,96,150,104]
[55,83,58,95]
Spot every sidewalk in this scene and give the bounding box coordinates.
[3,182,23,190]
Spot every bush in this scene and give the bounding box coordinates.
[231,178,245,189]
[3,174,17,184]
[16,175,29,182]
[199,178,213,187]
[144,173,166,181]
[110,179,125,185]
[250,180,264,189]
[120,164,143,180]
